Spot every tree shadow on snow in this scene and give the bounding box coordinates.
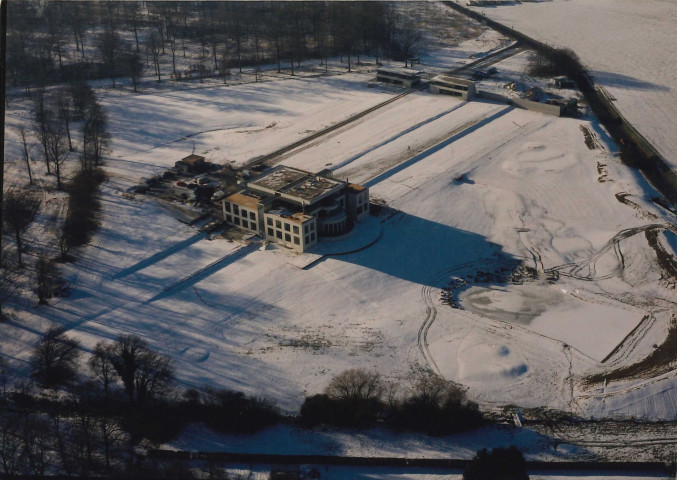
[589,70,670,92]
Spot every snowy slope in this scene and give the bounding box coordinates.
[466,0,677,169]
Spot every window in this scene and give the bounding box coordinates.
[267,217,273,226]
[226,215,233,222]
[249,212,256,220]
[242,220,248,229]
[234,217,240,225]
[225,203,231,212]
[268,228,274,236]
[293,225,299,234]
[293,237,300,245]
[276,220,282,229]
[310,223,315,232]
[240,208,247,218]
[233,205,239,215]
[284,223,290,232]
[285,233,291,242]
[304,225,309,234]
[276,231,282,239]
[305,235,310,244]
[311,233,316,242]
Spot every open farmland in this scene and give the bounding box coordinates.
[466,0,677,170]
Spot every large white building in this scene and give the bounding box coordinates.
[222,166,369,252]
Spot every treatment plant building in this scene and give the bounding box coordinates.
[222,166,370,252]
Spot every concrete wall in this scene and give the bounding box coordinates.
[476,91,511,104]
[512,98,563,117]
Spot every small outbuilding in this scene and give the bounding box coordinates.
[175,154,206,173]
[376,67,421,88]
[429,75,476,100]
[554,76,575,89]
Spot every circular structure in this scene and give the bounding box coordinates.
[316,200,349,236]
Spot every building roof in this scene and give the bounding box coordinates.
[249,166,344,204]
[224,192,260,210]
[181,154,205,165]
[267,208,313,224]
[347,183,367,192]
[431,75,475,87]
[377,66,422,78]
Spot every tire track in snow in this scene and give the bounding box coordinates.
[364,106,512,188]
[418,284,441,376]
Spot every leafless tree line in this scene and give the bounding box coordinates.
[7,1,423,90]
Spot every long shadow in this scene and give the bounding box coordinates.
[146,243,260,303]
[590,70,670,92]
[330,101,468,172]
[113,232,207,279]
[333,212,517,288]
[364,105,512,188]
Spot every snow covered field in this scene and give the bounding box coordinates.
[6,67,677,420]
[466,0,677,169]
[4,4,677,464]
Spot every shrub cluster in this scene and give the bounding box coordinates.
[59,168,106,259]
[300,369,485,435]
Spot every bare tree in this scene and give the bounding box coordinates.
[32,90,52,174]
[325,368,383,401]
[2,189,40,268]
[56,88,74,151]
[81,101,110,171]
[108,335,174,405]
[147,32,162,82]
[0,268,17,321]
[17,127,34,185]
[35,255,62,305]
[44,121,71,190]
[98,27,123,88]
[0,415,22,476]
[89,341,116,398]
[30,326,81,388]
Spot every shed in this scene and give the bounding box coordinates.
[554,76,575,89]
[175,154,206,173]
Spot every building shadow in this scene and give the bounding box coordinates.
[330,211,518,289]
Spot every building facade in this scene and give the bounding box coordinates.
[430,75,476,100]
[376,67,422,88]
[222,166,369,252]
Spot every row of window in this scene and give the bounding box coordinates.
[225,202,257,222]
[265,228,317,246]
[225,215,258,231]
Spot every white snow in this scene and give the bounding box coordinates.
[4,5,677,465]
[466,0,677,169]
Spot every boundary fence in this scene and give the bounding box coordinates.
[147,449,673,475]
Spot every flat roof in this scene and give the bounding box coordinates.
[224,192,260,210]
[377,66,422,78]
[267,208,313,224]
[181,154,205,164]
[249,166,344,204]
[348,183,367,192]
[431,75,475,87]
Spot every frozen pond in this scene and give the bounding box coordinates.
[458,284,644,361]
[459,284,562,325]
